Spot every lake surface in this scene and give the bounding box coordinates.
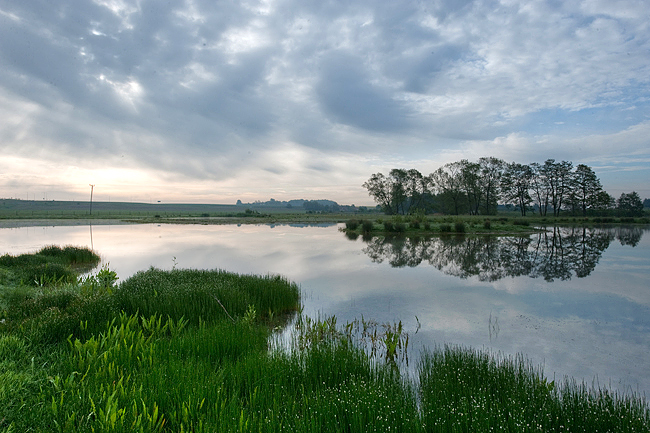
[2,222,649,396]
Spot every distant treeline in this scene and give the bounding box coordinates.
[236,198,372,213]
[364,157,646,217]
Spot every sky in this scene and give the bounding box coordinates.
[0,0,649,205]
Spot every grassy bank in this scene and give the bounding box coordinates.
[0,248,648,432]
[343,214,650,237]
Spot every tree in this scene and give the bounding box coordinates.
[478,157,505,215]
[541,159,573,217]
[501,162,533,216]
[530,162,550,216]
[592,191,616,213]
[430,162,467,215]
[363,172,398,215]
[571,164,603,217]
[404,169,433,214]
[458,160,482,215]
[363,169,431,215]
[617,191,644,217]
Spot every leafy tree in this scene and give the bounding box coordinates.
[404,169,432,214]
[542,159,573,217]
[478,157,505,215]
[430,162,467,215]
[363,169,431,215]
[459,160,482,215]
[363,172,399,215]
[617,191,644,217]
[529,162,550,216]
[501,162,533,216]
[592,191,616,213]
[570,164,603,216]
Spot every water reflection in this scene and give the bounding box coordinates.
[358,226,645,282]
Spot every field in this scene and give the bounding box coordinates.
[0,247,648,432]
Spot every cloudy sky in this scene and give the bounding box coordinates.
[1,0,648,205]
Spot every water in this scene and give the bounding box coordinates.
[2,222,649,396]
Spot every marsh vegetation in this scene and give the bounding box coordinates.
[0,247,648,431]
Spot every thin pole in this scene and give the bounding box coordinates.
[89,184,95,215]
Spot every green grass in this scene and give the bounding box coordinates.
[0,247,648,432]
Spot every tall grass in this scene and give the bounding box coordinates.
[115,268,301,324]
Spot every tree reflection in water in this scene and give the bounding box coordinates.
[357,226,644,282]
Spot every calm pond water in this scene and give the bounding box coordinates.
[2,222,649,396]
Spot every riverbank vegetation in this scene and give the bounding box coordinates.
[343,214,650,237]
[0,247,649,431]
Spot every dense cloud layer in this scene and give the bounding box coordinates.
[0,0,648,203]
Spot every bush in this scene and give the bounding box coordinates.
[361,220,374,233]
[483,219,491,230]
[383,221,394,232]
[345,219,360,230]
[454,221,466,233]
[513,219,530,226]
[440,224,452,233]
[410,221,420,229]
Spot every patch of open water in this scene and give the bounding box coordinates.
[1,222,649,396]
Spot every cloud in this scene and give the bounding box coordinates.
[0,0,648,203]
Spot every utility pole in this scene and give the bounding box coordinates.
[89,184,95,215]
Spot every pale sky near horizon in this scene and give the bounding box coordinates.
[0,0,649,205]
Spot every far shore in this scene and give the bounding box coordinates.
[0,219,133,229]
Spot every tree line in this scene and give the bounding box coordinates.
[363,157,646,217]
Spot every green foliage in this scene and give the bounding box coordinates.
[454,221,466,233]
[345,219,359,230]
[115,268,300,324]
[419,345,650,432]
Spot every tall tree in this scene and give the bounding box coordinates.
[363,172,397,215]
[478,157,505,215]
[529,162,550,216]
[541,159,573,217]
[459,160,482,215]
[501,162,533,216]
[571,164,603,217]
[404,169,432,214]
[430,162,466,215]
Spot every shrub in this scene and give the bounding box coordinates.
[454,221,466,233]
[440,224,452,233]
[410,221,420,229]
[345,219,360,230]
[513,219,530,226]
[483,219,491,230]
[383,221,394,232]
[361,220,374,233]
